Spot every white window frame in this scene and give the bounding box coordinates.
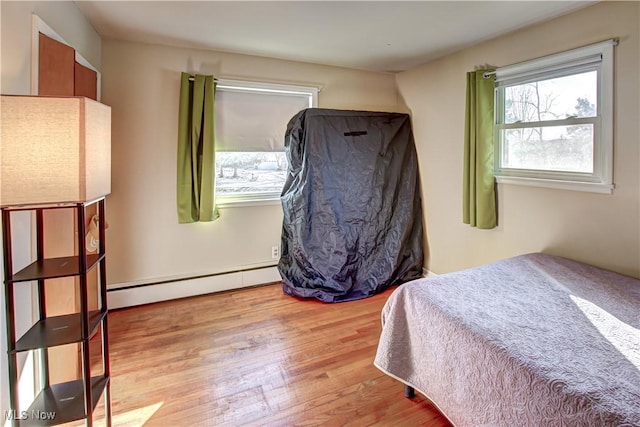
[214,79,318,208]
[494,39,617,194]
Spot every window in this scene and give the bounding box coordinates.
[214,80,318,205]
[494,40,616,194]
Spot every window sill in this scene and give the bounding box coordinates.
[495,176,614,194]
[216,195,282,209]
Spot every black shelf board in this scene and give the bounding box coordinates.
[8,253,104,283]
[13,311,106,353]
[16,375,109,426]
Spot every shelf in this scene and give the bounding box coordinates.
[17,375,109,426]
[13,311,106,353]
[3,199,111,426]
[8,253,104,283]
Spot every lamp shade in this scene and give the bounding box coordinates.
[1,95,111,207]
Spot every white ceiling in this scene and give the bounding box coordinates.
[75,1,595,73]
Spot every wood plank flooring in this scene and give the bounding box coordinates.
[91,283,452,426]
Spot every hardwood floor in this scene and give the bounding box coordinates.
[90,283,452,426]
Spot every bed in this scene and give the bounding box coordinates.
[374,253,640,426]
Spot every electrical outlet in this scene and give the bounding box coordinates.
[271,246,280,259]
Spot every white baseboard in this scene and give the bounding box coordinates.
[107,266,281,309]
[423,268,438,277]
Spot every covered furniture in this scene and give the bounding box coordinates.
[374,253,640,426]
[278,108,423,302]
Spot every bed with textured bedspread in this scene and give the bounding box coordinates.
[374,253,640,426]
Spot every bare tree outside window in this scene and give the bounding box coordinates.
[501,71,597,173]
[505,81,560,141]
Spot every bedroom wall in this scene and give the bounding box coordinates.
[397,1,640,278]
[101,40,398,288]
[0,0,102,417]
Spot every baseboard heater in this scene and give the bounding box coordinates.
[107,264,281,309]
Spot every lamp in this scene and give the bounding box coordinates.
[1,95,111,207]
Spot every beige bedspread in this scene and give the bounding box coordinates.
[374,253,640,426]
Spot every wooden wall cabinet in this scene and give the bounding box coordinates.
[2,199,111,426]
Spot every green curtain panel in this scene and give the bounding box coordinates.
[177,73,219,223]
[463,70,497,229]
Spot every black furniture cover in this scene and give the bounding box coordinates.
[278,108,424,302]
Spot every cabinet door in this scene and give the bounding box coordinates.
[38,33,75,96]
[74,61,98,100]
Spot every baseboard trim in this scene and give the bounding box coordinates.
[107,265,281,309]
[423,268,438,277]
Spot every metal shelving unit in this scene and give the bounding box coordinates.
[2,198,111,427]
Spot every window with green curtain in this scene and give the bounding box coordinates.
[463,70,496,229]
[177,73,219,223]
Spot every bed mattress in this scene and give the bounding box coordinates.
[374,253,640,426]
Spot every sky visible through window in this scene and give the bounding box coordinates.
[501,70,597,172]
[505,71,597,123]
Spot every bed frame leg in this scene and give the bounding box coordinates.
[403,384,415,398]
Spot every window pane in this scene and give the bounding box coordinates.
[215,152,287,195]
[501,124,594,173]
[504,71,597,124]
